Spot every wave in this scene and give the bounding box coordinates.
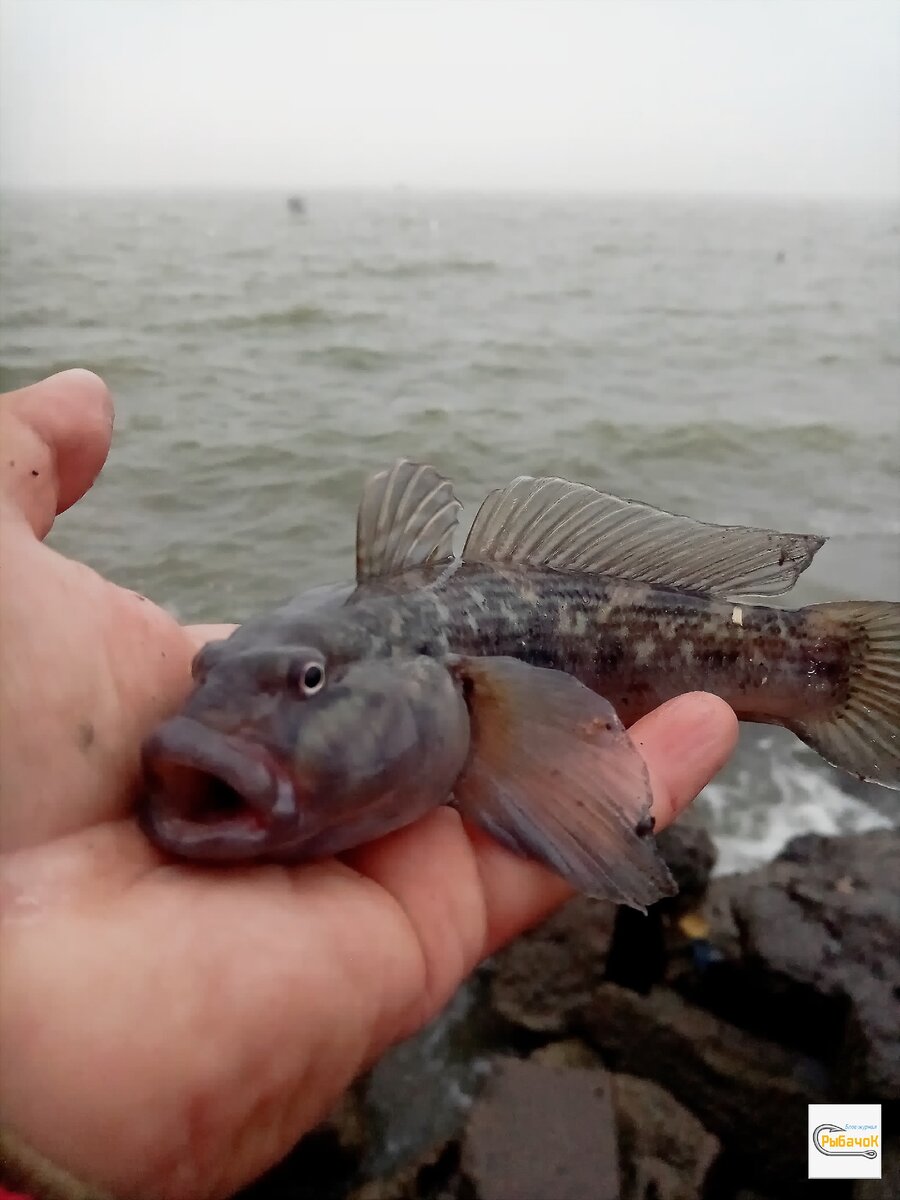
[303,344,394,371]
[145,303,387,334]
[223,302,335,330]
[0,355,156,390]
[348,257,498,280]
[574,416,887,465]
[702,754,892,877]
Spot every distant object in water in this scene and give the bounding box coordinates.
[775,250,786,263]
[287,195,306,216]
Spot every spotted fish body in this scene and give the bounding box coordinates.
[334,565,846,729]
[139,462,900,910]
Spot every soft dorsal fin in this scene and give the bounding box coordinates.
[461,475,825,597]
[356,460,461,583]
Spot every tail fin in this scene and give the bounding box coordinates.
[788,601,899,792]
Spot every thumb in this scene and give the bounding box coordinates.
[1,370,114,538]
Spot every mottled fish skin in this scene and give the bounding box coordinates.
[220,561,847,734]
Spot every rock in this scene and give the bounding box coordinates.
[655,818,719,904]
[486,825,720,1030]
[329,1087,372,1157]
[350,1140,462,1200]
[529,1038,604,1070]
[461,1056,619,1200]
[581,983,827,1195]
[612,1073,720,1200]
[603,905,668,995]
[604,819,719,994]
[488,896,617,1033]
[686,830,900,1099]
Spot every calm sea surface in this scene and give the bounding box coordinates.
[2,190,898,872]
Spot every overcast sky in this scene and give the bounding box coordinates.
[1,0,898,195]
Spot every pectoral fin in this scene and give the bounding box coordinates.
[449,656,676,910]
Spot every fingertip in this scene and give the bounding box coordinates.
[2,368,115,533]
[43,369,115,514]
[51,367,113,412]
[632,692,738,831]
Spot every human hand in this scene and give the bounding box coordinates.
[0,370,739,1200]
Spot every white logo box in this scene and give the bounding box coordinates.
[808,1104,882,1180]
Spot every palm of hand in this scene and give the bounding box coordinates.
[0,372,738,1200]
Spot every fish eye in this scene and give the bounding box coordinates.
[302,663,325,695]
[288,659,326,697]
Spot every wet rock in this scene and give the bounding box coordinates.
[461,1056,619,1200]
[612,1073,720,1200]
[486,825,720,1031]
[488,896,617,1033]
[686,830,900,1099]
[350,1140,463,1200]
[581,983,827,1195]
[605,818,719,994]
[330,1087,373,1158]
[529,1038,604,1070]
[655,818,719,904]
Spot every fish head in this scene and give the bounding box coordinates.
[138,638,471,863]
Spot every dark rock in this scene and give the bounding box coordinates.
[461,1056,619,1200]
[604,904,668,994]
[488,896,617,1033]
[684,830,900,1099]
[486,825,720,1031]
[351,1140,463,1200]
[581,983,827,1195]
[612,1073,720,1200]
[655,818,719,904]
[605,818,719,994]
[529,1038,604,1070]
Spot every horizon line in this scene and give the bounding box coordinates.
[2,182,898,203]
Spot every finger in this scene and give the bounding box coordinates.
[633,691,740,831]
[348,691,738,1028]
[1,370,113,538]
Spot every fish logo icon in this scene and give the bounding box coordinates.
[813,1124,879,1159]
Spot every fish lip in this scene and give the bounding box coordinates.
[138,715,299,859]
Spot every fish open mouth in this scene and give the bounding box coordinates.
[138,716,297,860]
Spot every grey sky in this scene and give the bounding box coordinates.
[1,0,898,195]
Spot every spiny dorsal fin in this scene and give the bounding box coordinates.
[461,475,825,597]
[356,460,461,583]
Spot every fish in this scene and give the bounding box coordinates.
[138,461,900,910]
